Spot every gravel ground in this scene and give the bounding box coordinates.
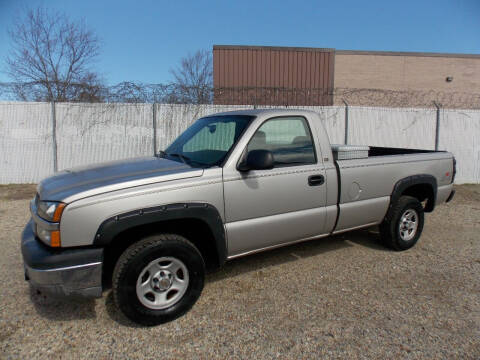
[1,184,479,359]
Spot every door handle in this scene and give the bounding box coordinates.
[308,174,325,186]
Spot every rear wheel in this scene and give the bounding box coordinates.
[112,234,205,326]
[380,196,424,251]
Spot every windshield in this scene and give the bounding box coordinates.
[163,115,254,167]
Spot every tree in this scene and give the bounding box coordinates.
[105,82,176,103]
[170,49,213,104]
[107,81,150,103]
[5,7,103,102]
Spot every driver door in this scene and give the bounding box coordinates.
[223,115,328,257]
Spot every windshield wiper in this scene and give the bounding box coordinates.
[166,152,191,165]
[157,150,188,163]
[162,151,209,167]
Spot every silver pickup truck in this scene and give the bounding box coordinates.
[22,109,456,325]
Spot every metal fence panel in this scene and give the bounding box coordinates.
[0,102,479,184]
[305,106,345,144]
[439,109,480,184]
[0,102,53,183]
[55,103,153,171]
[348,106,437,149]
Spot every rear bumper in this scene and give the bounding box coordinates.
[22,220,103,298]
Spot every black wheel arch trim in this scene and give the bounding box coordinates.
[93,203,227,267]
[390,174,437,213]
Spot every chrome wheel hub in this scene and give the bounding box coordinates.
[151,270,173,292]
[136,257,189,310]
[399,209,418,241]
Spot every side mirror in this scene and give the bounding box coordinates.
[238,149,274,172]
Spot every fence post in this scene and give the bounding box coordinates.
[152,102,157,155]
[50,101,58,172]
[434,102,441,151]
[343,99,349,144]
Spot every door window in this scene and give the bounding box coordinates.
[247,116,316,166]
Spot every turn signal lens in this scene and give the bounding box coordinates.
[50,231,61,247]
[52,203,66,222]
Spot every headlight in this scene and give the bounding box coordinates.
[37,201,66,222]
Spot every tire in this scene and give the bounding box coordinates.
[112,234,205,326]
[379,195,424,251]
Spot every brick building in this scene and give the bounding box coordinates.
[213,45,480,108]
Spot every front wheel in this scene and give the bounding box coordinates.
[112,234,205,326]
[380,196,425,251]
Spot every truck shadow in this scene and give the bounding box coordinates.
[103,228,389,327]
[104,291,145,328]
[29,284,142,327]
[345,227,387,251]
[30,228,387,326]
[206,227,387,284]
[29,286,97,321]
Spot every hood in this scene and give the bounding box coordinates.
[37,156,203,203]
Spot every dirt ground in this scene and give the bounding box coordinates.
[0,184,479,359]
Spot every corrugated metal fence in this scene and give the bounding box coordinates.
[1,102,478,184]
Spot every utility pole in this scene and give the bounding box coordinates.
[433,101,441,151]
[51,101,58,172]
[343,99,349,145]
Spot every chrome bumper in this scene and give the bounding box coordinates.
[24,262,103,298]
[22,220,103,298]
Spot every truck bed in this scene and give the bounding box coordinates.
[332,148,454,234]
[368,146,444,157]
[331,145,443,161]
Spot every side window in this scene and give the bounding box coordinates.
[247,116,316,166]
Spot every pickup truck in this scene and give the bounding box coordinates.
[22,109,456,325]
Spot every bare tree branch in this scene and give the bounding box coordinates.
[4,7,103,102]
[169,50,213,104]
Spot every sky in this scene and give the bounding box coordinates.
[0,0,479,85]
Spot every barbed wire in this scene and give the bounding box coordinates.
[335,87,480,109]
[1,81,479,109]
[213,86,480,109]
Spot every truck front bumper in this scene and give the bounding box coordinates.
[21,220,103,298]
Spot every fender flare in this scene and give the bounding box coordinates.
[93,202,227,266]
[390,174,437,212]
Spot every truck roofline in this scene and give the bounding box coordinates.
[204,108,319,118]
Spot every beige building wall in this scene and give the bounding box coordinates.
[334,51,480,108]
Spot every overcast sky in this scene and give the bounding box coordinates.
[0,0,479,85]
